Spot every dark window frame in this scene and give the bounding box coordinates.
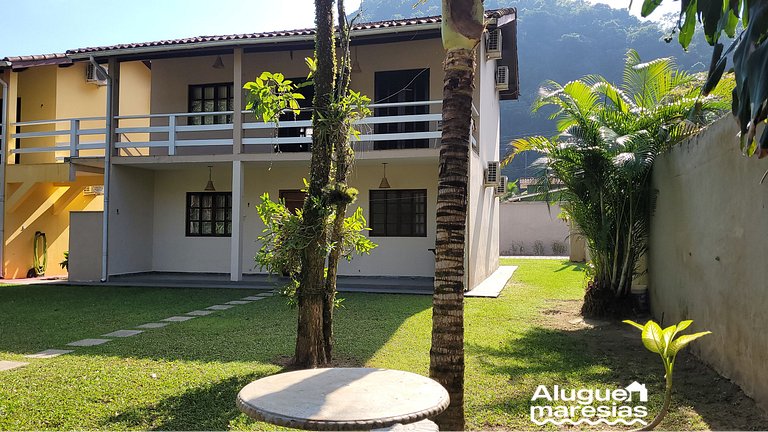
[186,191,233,237]
[279,189,307,214]
[369,189,428,237]
[188,82,234,125]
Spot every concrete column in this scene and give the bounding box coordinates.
[233,48,243,155]
[230,160,244,281]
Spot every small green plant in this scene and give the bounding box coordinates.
[623,319,711,430]
[533,240,545,256]
[60,251,69,270]
[552,240,567,255]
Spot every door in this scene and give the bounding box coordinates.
[276,78,315,153]
[374,69,430,150]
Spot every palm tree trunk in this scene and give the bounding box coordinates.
[430,47,475,432]
[295,0,335,368]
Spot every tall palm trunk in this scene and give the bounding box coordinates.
[295,0,335,368]
[430,1,483,430]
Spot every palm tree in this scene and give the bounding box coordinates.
[429,1,484,430]
[504,50,731,317]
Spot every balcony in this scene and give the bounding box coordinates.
[7,100,479,162]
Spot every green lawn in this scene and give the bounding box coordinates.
[0,260,763,430]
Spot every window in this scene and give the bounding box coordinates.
[370,189,427,237]
[188,83,234,125]
[186,192,232,237]
[374,69,430,150]
[279,190,307,214]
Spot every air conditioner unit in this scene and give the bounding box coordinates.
[494,176,508,197]
[85,63,107,86]
[495,66,509,91]
[83,185,105,196]
[484,161,500,187]
[486,29,502,60]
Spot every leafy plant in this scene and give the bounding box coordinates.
[59,251,68,270]
[623,319,711,430]
[533,240,545,256]
[640,0,768,157]
[253,192,376,307]
[552,241,567,255]
[503,50,732,317]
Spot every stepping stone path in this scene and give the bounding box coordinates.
[186,310,215,316]
[0,360,29,371]
[25,349,73,359]
[136,322,170,329]
[3,291,268,371]
[68,338,111,347]
[102,330,144,338]
[162,316,196,322]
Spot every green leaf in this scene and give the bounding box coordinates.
[676,320,693,333]
[678,0,697,50]
[623,319,645,331]
[668,331,712,356]
[642,321,665,354]
[641,0,663,17]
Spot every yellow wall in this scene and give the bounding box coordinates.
[2,61,150,279]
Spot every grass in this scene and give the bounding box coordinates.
[0,259,763,430]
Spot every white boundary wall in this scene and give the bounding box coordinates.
[649,116,768,411]
[499,201,570,256]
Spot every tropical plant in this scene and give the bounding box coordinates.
[642,0,768,158]
[623,319,711,430]
[503,50,732,317]
[243,0,372,367]
[60,251,68,270]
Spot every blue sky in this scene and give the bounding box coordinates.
[0,0,361,57]
[1,0,673,58]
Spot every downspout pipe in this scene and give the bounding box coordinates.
[90,57,112,282]
[0,76,8,278]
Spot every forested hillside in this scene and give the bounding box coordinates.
[351,0,713,179]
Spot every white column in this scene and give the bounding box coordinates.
[233,48,243,155]
[230,160,244,281]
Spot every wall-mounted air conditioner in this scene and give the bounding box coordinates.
[486,29,502,60]
[494,176,508,197]
[83,185,105,196]
[86,63,107,86]
[484,161,500,187]
[495,66,509,91]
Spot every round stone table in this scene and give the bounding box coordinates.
[236,367,450,431]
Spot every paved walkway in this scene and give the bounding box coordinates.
[2,290,275,372]
[465,266,517,298]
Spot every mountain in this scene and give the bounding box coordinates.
[351,0,714,179]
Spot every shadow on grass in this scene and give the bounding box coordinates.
[468,321,768,431]
[554,262,586,272]
[106,374,262,430]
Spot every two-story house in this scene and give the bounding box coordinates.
[0,9,518,290]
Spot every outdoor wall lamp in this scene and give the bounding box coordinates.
[212,55,225,70]
[205,165,216,191]
[379,163,391,189]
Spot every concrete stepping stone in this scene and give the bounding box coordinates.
[186,310,215,316]
[67,338,111,347]
[257,292,275,296]
[206,305,234,310]
[242,296,266,301]
[102,330,143,338]
[225,300,251,305]
[25,349,73,359]
[136,322,170,329]
[162,316,196,322]
[0,360,29,371]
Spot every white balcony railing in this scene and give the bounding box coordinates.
[7,100,479,161]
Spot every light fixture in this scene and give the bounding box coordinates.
[351,46,362,73]
[204,165,216,191]
[212,55,225,70]
[379,163,391,189]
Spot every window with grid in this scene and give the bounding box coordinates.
[186,192,232,237]
[188,83,234,125]
[369,189,427,237]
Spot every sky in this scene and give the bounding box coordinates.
[587,0,680,21]
[0,0,678,58]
